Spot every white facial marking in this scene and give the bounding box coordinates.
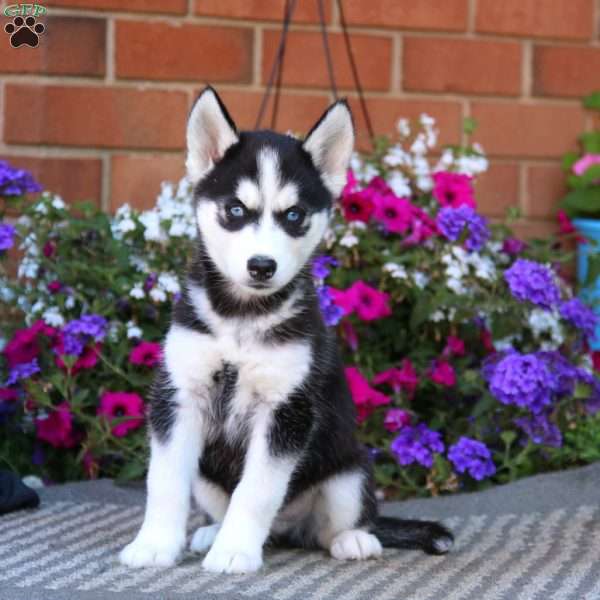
[236,178,261,211]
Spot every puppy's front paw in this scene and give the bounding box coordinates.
[119,532,184,568]
[202,545,263,574]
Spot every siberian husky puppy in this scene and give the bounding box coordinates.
[120,87,453,574]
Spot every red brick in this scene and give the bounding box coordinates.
[533,46,600,99]
[3,85,187,150]
[343,0,468,31]
[347,97,462,150]
[403,37,521,96]
[510,219,557,240]
[261,30,391,91]
[470,102,585,158]
[524,164,567,218]
[110,154,185,211]
[116,21,253,83]
[215,90,331,134]
[0,17,105,77]
[0,156,102,205]
[195,0,330,23]
[476,0,594,40]
[474,163,520,217]
[44,0,186,14]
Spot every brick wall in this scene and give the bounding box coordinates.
[1,0,599,237]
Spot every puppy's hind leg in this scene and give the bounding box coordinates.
[314,469,383,561]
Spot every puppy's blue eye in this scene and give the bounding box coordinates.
[285,207,304,224]
[227,204,245,219]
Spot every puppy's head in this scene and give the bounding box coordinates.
[186,87,354,297]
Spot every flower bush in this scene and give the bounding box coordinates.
[1,114,600,497]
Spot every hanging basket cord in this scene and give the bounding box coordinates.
[256,0,375,150]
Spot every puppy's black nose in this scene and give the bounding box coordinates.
[247,255,277,281]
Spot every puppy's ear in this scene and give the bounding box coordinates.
[186,86,239,183]
[303,100,354,197]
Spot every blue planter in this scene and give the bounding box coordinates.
[574,218,600,350]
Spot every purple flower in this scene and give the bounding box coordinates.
[448,437,496,480]
[538,351,579,397]
[560,298,598,338]
[514,413,562,448]
[436,205,490,252]
[486,352,554,413]
[316,285,344,327]
[144,272,158,292]
[504,259,560,309]
[502,238,526,256]
[0,160,42,197]
[312,255,338,280]
[0,223,16,252]
[61,314,108,357]
[390,423,444,468]
[6,359,40,386]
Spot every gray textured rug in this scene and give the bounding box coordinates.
[1,463,600,600]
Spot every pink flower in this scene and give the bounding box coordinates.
[47,280,62,294]
[444,336,466,357]
[384,408,411,432]
[572,154,600,177]
[429,360,456,387]
[54,337,100,375]
[82,451,99,479]
[557,210,576,235]
[129,341,162,367]
[345,366,390,423]
[373,194,414,234]
[432,172,476,209]
[0,387,19,402]
[43,241,56,258]
[341,189,374,223]
[332,281,391,322]
[373,359,418,395]
[402,207,438,246]
[36,402,78,448]
[98,391,145,437]
[4,320,55,368]
[480,328,495,354]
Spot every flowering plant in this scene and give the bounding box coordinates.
[560,91,600,220]
[1,113,600,496]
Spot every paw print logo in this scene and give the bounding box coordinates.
[4,16,45,48]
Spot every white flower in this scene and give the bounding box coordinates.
[129,255,149,272]
[31,299,45,314]
[397,118,410,137]
[339,231,359,248]
[65,295,75,309]
[494,336,517,351]
[34,202,48,215]
[430,310,446,322]
[468,253,496,281]
[139,210,165,242]
[416,175,433,192]
[528,309,564,350]
[42,306,65,328]
[359,163,379,182]
[412,271,429,289]
[410,133,427,156]
[150,287,167,303]
[387,172,412,197]
[169,219,187,237]
[117,217,136,234]
[435,149,454,171]
[51,196,66,210]
[447,277,467,294]
[350,153,363,173]
[0,284,14,302]
[18,257,39,279]
[158,272,180,294]
[130,284,145,299]
[383,146,412,168]
[383,262,408,279]
[456,154,489,177]
[126,321,142,339]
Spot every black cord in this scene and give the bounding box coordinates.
[255,0,298,130]
[337,0,375,146]
[317,0,337,100]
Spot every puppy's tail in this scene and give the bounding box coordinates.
[373,516,454,555]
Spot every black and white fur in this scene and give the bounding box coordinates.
[120,87,453,574]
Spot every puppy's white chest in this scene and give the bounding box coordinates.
[165,323,311,412]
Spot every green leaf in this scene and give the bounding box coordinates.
[560,186,600,217]
[463,117,478,135]
[562,152,579,172]
[580,131,600,154]
[583,91,600,111]
[500,431,517,447]
[115,459,146,482]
